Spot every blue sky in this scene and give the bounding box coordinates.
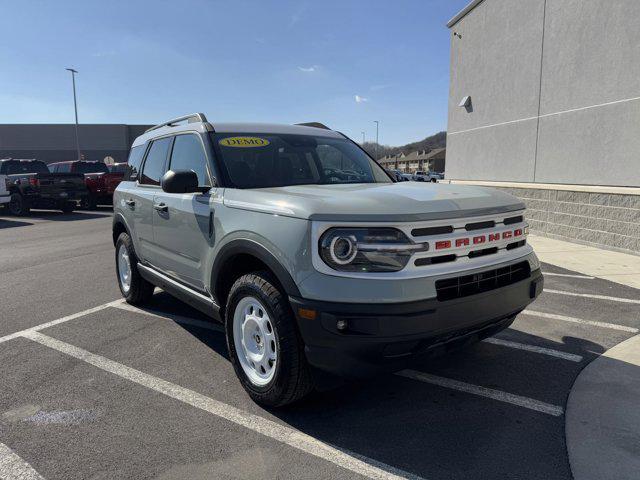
[0,0,469,146]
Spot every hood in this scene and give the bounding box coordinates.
[223,182,525,222]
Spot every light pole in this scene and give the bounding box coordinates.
[361,131,365,144]
[66,68,81,161]
[373,120,379,160]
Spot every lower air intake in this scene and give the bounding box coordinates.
[435,261,531,301]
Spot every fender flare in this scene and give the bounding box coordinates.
[112,212,132,245]
[211,239,301,300]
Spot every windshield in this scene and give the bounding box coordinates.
[212,133,392,188]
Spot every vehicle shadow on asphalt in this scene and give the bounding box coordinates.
[5,209,113,221]
[0,217,34,229]
[139,291,612,480]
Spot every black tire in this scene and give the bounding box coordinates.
[115,232,154,305]
[430,178,437,183]
[225,271,313,407]
[81,195,97,210]
[8,193,31,216]
[60,202,75,213]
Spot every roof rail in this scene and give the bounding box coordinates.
[145,113,208,133]
[295,122,331,130]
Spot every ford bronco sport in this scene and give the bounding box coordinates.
[112,113,543,407]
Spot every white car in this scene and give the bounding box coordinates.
[0,172,9,207]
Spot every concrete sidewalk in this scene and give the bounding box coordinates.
[528,235,640,289]
[536,234,640,480]
[566,335,640,480]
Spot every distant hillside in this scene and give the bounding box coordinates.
[362,131,446,159]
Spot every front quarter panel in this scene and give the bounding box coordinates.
[206,201,313,299]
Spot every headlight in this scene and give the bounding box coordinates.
[319,228,427,272]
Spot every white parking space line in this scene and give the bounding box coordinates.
[543,289,640,305]
[483,337,583,362]
[0,442,45,480]
[542,272,594,280]
[396,370,564,417]
[22,331,424,480]
[112,302,224,333]
[523,310,639,333]
[0,299,124,345]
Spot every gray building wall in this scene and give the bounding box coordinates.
[446,0,640,188]
[0,124,151,164]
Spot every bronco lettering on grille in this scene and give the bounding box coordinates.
[435,228,524,250]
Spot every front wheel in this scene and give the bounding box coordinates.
[430,178,437,183]
[115,232,154,305]
[225,272,313,407]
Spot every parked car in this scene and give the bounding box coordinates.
[49,160,126,209]
[112,113,542,407]
[0,159,87,215]
[388,169,409,182]
[412,170,441,182]
[0,169,9,208]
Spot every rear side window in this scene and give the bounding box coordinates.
[126,145,146,180]
[77,162,109,174]
[168,134,210,187]
[109,163,129,174]
[7,161,50,174]
[31,161,50,174]
[140,137,172,186]
[56,163,72,173]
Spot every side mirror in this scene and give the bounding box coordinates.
[161,170,207,194]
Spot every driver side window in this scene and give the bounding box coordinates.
[168,134,210,187]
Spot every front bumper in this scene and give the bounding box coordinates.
[290,268,543,377]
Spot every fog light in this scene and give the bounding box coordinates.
[336,319,348,331]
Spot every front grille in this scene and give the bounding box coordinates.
[506,240,526,250]
[435,261,531,301]
[468,247,498,258]
[415,254,456,266]
[465,220,495,231]
[504,215,524,225]
[411,225,453,237]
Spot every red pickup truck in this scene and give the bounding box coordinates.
[48,161,126,209]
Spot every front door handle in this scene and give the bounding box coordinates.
[153,202,168,213]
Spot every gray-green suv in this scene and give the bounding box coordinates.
[112,113,543,407]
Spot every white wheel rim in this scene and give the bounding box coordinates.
[118,244,132,294]
[233,296,278,386]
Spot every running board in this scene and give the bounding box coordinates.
[137,263,222,322]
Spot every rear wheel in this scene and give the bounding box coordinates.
[81,195,97,210]
[225,272,313,407]
[60,201,75,213]
[430,178,437,183]
[8,193,30,216]
[115,232,154,305]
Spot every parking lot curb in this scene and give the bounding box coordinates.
[566,334,640,480]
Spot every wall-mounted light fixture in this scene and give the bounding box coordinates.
[459,96,471,108]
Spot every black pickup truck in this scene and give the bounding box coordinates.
[0,159,88,215]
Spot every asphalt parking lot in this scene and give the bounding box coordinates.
[1,209,639,480]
